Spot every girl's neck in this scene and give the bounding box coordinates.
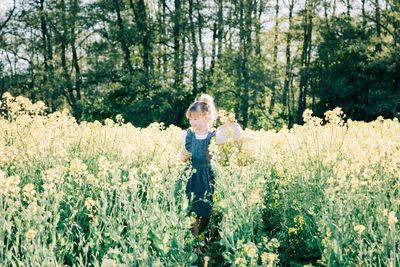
[193,128,209,135]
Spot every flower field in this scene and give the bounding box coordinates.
[0,93,399,266]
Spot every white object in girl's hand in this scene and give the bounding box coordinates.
[216,122,243,145]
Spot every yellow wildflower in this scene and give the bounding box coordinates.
[243,242,257,258]
[234,257,247,267]
[84,197,97,211]
[69,158,88,176]
[22,183,36,202]
[25,229,37,239]
[353,224,366,235]
[388,211,398,227]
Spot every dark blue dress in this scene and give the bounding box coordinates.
[185,129,216,216]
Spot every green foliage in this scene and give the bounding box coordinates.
[313,16,400,121]
[1,0,400,130]
[209,50,286,130]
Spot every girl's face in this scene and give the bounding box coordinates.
[188,113,211,134]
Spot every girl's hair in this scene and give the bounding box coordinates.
[186,93,218,121]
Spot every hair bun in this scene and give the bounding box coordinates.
[196,93,218,121]
[197,93,214,106]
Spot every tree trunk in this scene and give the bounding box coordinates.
[210,21,217,76]
[283,0,294,124]
[254,0,264,55]
[216,0,223,60]
[113,0,134,77]
[269,0,279,113]
[196,0,206,92]
[38,0,54,111]
[172,0,188,126]
[361,0,366,27]
[189,0,198,96]
[130,0,153,89]
[297,0,313,124]
[346,0,351,16]
[323,0,330,29]
[332,0,336,16]
[173,0,182,90]
[159,0,168,77]
[59,0,75,107]
[238,0,253,128]
[71,0,81,103]
[374,0,382,51]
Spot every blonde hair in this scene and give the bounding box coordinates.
[186,93,218,121]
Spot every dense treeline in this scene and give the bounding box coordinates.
[0,0,399,129]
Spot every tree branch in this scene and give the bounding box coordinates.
[363,14,395,38]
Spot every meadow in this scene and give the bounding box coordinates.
[0,93,399,266]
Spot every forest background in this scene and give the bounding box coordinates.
[0,0,399,129]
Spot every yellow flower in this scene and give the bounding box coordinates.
[3,91,13,102]
[383,209,388,217]
[101,257,120,267]
[248,190,262,206]
[69,158,88,176]
[302,109,313,123]
[22,183,36,201]
[268,238,280,249]
[115,114,124,124]
[261,252,279,266]
[104,118,114,126]
[84,197,97,211]
[43,166,65,184]
[353,224,366,234]
[25,229,37,239]
[234,257,247,266]
[388,211,398,227]
[86,174,97,186]
[22,183,35,192]
[97,156,112,178]
[42,183,56,195]
[0,174,21,196]
[261,252,269,264]
[243,242,257,258]
[288,227,297,235]
[294,215,305,226]
[268,252,279,263]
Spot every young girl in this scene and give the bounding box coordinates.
[180,93,242,236]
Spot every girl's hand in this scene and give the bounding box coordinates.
[180,148,191,162]
[226,112,237,123]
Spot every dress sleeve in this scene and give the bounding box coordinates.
[180,130,187,143]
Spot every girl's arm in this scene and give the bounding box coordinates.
[180,130,191,162]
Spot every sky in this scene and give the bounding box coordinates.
[0,0,15,14]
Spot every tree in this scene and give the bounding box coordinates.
[130,0,154,90]
[282,0,296,127]
[313,16,400,121]
[296,0,315,124]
